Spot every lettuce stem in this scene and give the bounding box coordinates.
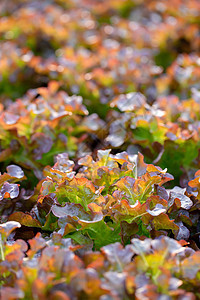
[0,234,5,261]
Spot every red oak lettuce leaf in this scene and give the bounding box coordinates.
[0,221,21,239]
[8,212,42,228]
[0,182,19,200]
[181,252,200,280]
[101,242,134,272]
[27,232,46,258]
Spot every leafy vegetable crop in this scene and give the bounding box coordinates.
[0,0,200,299]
